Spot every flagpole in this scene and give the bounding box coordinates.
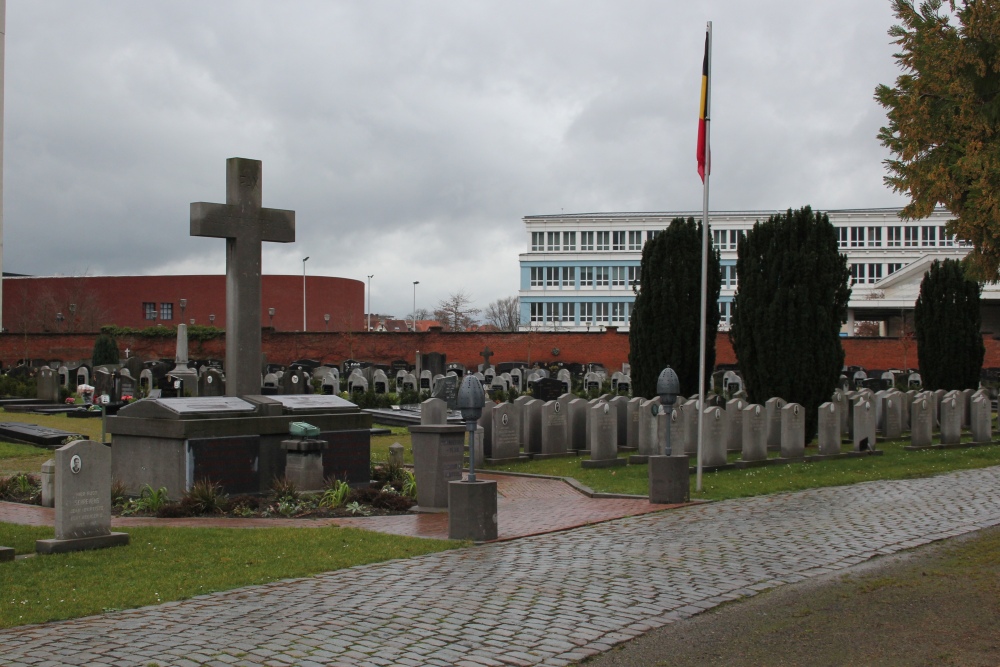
[696,21,712,494]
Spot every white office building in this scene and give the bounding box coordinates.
[518,207,1000,335]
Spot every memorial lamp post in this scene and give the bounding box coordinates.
[450,373,497,541]
[457,374,485,482]
[649,365,688,505]
[656,366,679,455]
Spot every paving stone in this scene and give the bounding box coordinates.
[6,467,1000,665]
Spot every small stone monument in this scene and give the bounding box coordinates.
[36,440,129,554]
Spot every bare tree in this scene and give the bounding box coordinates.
[433,290,481,331]
[484,296,520,331]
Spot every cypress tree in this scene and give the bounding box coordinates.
[629,217,721,398]
[92,334,120,366]
[730,206,850,441]
[914,258,984,390]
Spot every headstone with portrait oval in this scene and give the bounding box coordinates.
[35,439,129,554]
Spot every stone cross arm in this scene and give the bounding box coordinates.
[190,202,295,243]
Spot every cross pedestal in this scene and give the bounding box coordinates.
[190,158,295,396]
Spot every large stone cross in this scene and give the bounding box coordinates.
[190,158,295,396]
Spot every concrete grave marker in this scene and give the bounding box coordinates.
[817,402,840,455]
[36,440,129,554]
[910,397,933,447]
[939,396,961,445]
[779,403,805,459]
[741,404,767,463]
[702,406,728,467]
[487,402,522,462]
[582,401,623,467]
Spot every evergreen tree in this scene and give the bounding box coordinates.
[629,217,721,398]
[91,334,120,366]
[914,258,984,390]
[730,206,850,441]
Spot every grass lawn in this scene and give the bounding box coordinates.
[0,523,460,629]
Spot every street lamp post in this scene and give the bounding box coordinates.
[324,313,330,331]
[179,299,187,320]
[367,274,374,331]
[302,257,310,332]
[268,308,275,329]
[412,281,419,332]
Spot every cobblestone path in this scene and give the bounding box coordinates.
[4,467,1000,667]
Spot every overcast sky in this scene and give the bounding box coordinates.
[4,1,909,320]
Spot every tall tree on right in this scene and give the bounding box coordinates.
[914,258,984,390]
[730,207,850,441]
[875,0,1000,280]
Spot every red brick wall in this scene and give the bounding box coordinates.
[3,275,364,334]
[5,329,998,372]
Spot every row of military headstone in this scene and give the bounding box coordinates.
[840,369,921,392]
[411,387,977,470]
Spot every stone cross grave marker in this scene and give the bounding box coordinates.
[191,158,295,396]
[480,346,494,371]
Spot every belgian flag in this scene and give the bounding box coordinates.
[696,31,710,182]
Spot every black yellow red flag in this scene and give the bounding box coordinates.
[696,31,710,182]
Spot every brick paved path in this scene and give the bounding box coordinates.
[0,473,678,541]
[4,467,1000,666]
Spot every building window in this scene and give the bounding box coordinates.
[560,302,575,322]
[836,227,848,248]
[563,231,576,251]
[611,302,628,323]
[530,303,543,323]
[160,303,173,321]
[581,231,594,251]
[713,229,725,249]
[921,226,937,246]
[580,302,594,322]
[612,231,626,251]
[596,231,610,251]
[545,267,559,288]
[580,266,594,287]
[867,227,882,247]
[596,267,609,287]
[887,226,902,247]
[867,263,883,284]
[719,300,731,329]
[628,231,643,251]
[722,264,738,288]
[646,230,661,242]
[628,266,640,288]
[143,302,157,320]
[547,232,560,251]
[545,303,559,324]
[904,226,919,247]
[731,229,744,249]
[531,232,544,251]
[850,226,865,248]
[611,266,626,287]
[596,302,609,323]
[939,226,953,246]
[530,267,543,287]
[850,263,862,285]
[561,266,576,288]
[888,262,903,275]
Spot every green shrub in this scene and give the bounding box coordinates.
[183,479,227,514]
[92,334,120,365]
